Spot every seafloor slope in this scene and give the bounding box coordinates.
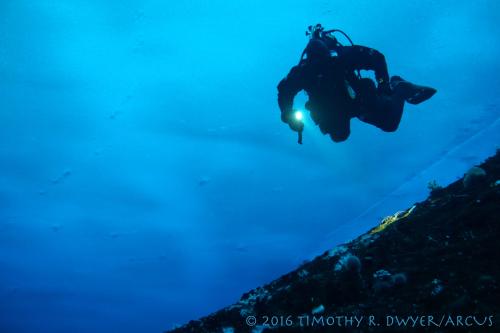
[167,150,500,333]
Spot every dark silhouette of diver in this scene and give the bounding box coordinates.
[277,24,437,144]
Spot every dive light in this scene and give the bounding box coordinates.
[294,111,304,121]
[294,110,304,144]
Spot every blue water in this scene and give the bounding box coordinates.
[1,1,499,332]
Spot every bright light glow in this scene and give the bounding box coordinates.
[294,111,303,121]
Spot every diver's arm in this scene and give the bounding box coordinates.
[277,65,304,123]
[340,45,390,85]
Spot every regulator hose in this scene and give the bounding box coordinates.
[323,29,355,46]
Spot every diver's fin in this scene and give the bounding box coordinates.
[391,76,437,105]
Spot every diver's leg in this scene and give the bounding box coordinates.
[352,77,402,132]
[376,95,406,132]
[391,76,437,105]
[358,94,406,132]
[357,76,435,132]
[340,45,390,85]
[361,75,436,131]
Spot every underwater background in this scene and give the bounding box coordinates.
[1,1,499,332]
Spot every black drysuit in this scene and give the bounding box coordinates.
[277,45,405,142]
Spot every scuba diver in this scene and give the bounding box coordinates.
[277,24,437,144]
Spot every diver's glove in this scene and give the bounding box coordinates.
[281,109,304,144]
[281,110,304,133]
[288,119,304,133]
